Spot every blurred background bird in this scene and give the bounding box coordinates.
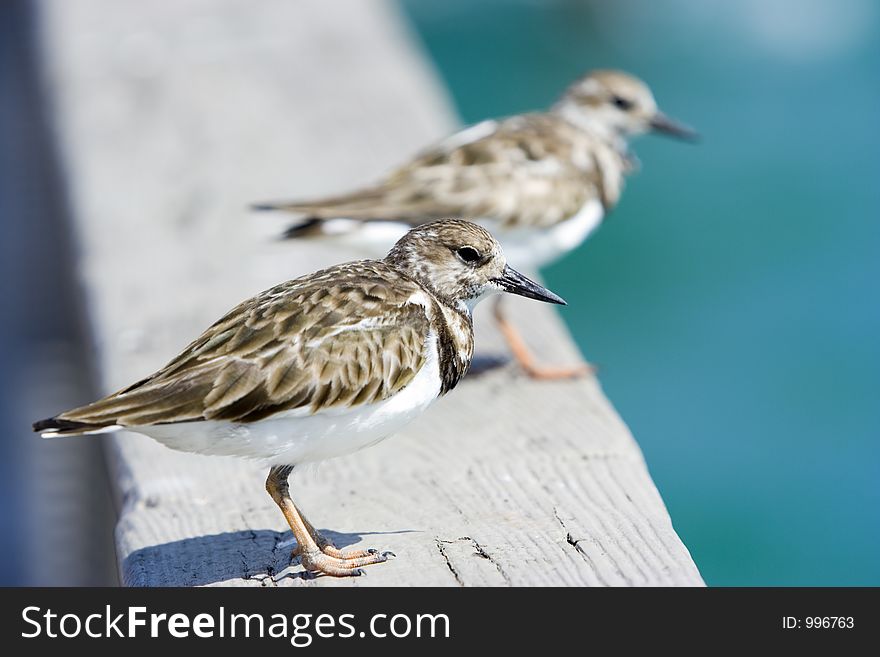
[253,69,696,379]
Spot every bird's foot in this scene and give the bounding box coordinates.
[299,549,390,577]
[291,535,391,561]
[318,542,384,560]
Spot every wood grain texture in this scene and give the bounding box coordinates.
[39,0,704,586]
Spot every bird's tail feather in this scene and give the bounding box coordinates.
[33,417,119,438]
[281,217,327,239]
[251,188,438,242]
[250,185,388,217]
[33,373,209,438]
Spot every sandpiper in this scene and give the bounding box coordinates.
[33,220,565,577]
[254,70,696,378]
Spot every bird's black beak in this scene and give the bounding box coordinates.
[649,112,699,141]
[494,265,567,305]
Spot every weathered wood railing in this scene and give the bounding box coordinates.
[40,0,704,586]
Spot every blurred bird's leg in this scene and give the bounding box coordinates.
[266,466,388,576]
[493,297,593,380]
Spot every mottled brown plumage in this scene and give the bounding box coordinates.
[34,220,559,437]
[33,220,567,578]
[271,114,624,229]
[256,70,695,238]
[44,263,432,431]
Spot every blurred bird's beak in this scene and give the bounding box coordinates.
[494,266,567,305]
[649,112,699,141]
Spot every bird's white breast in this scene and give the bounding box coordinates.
[136,332,442,466]
[483,198,604,269]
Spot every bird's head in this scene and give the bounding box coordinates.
[385,219,566,313]
[554,69,698,144]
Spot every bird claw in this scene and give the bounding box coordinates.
[291,538,385,562]
[300,550,386,577]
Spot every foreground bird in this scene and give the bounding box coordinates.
[33,220,565,577]
[254,69,696,378]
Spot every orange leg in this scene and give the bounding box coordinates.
[493,297,593,380]
[266,466,390,576]
[298,512,385,561]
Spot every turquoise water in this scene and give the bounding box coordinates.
[402,0,880,585]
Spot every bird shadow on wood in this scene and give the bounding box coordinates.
[466,353,509,377]
[122,527,413,586]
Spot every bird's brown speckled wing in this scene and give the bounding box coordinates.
[55,262,432,428]
[269,114,617,229]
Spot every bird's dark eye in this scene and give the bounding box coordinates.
[611,95,634,111]
[456,246,482,264]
